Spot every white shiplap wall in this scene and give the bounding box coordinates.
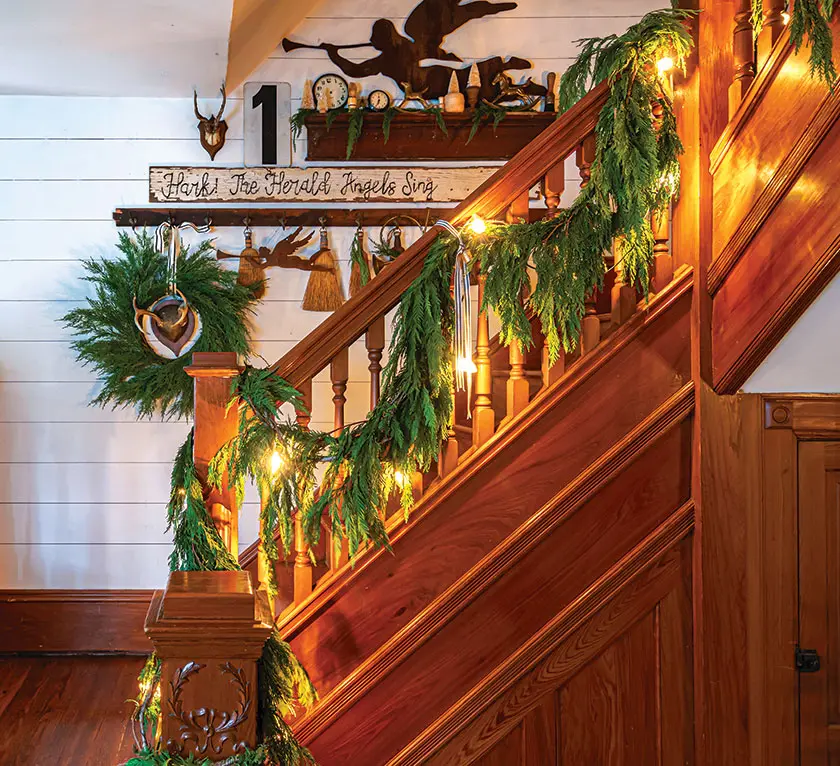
[0,0,659,589]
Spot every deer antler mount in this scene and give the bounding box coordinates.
[194,84,228,160]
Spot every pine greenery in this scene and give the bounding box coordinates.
[208,367,333,598]
[346,107,364,159]
[302,235,457,556]
[62,231,258,419]
[471,8,692,363]
[350,230,372,288]
[467,101,509,143]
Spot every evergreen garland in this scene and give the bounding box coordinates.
[302,235,457,556]
[208,367,332,599]
[471,8,691,363]
[467,101,509,143]
[750,1,837,86]
[63,231,258,419]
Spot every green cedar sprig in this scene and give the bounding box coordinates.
[790,0,838,86]
[167,430,240,572]
[467,101,509,143]
[290,108,315,141]
[470,8,691,364]
[302,235,457,557]
[346,107,365,159]
[350,230,372,287]
[208,366,333,599]
[62,231,258,420]
[381,106,399,142]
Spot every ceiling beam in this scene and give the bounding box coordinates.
[226,0,324,92]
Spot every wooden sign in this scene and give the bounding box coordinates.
[149,166,497,204]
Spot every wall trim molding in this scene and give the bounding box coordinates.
[391,503,694,765]
[0,589,153,654]
[713,227,840,393]
[291,384,695,743]
[709,81,840,296]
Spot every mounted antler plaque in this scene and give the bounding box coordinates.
[194,84,228,160]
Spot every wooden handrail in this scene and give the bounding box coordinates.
[269,80,610,387]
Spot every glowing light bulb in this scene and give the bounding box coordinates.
[656,56,674,74]
[467,215,487,235]
[270,449,284,476]
[456,355,477,375]
[394,470,408,488]
[782,11,790,24]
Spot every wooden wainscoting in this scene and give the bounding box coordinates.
[0,590,153,653]
[699,392,840,766]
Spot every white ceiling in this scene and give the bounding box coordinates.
[0,0,234,96]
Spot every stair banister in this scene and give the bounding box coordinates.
[269,80,610,389]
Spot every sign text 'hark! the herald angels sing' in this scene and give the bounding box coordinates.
[149,166,497,205]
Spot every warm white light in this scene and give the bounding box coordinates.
[270,449,284,476]
[782,11,790,24]
[656,56,674,74]
[467,215,487,235]
[394,470,408,488]
[456,355,477,375]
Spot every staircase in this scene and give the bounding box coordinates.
[211,78,695,766]
[189,10,840,760]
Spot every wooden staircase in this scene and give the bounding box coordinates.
[189,8,840,760]
[210,78,696,765]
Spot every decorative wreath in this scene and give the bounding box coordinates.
[63,230,259,419]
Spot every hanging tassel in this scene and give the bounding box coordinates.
[349,223,372,297]
[302,220,345,312]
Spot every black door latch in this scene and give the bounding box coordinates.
[795,646,821,673]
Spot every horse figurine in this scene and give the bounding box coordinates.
[485,72,540,111]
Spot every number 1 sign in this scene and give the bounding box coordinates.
[244,82,292,167]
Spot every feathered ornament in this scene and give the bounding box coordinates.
[302,219,345,312]
[349,223,373,296]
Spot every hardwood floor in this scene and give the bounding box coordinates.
[0,656,142,765]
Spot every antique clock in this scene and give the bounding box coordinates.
[313,73,349,110]
[368,89,392,111]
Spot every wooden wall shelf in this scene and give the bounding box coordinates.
[113,207,455,228]
[304,111,556,162]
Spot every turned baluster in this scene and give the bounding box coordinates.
[652,206,673,293]
[730,0,756,118]
[292,378,313,605]
[472,274,495,448]
[330,348,350,569]
[611,239,637,328]
[577,136,601,355]
[506,338,530,419]
[506,190,530,224]
[541,161,565,217]
[438,389,459,478]
[758,0,786,67]
[366,316,386,410]
[330,347,349,433]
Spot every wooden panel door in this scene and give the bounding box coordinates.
[799,441,840,764]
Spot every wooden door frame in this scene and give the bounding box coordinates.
[750,394,840,765]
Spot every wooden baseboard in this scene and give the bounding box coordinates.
[0,590,154,654]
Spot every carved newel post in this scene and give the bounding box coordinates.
[145,352,274,761]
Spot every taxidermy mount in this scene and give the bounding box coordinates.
[282,0,546,103]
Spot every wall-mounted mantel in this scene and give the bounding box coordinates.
[304,111,556,162]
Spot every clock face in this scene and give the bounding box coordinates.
[368,89,391,111]
[313,74,349,110]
